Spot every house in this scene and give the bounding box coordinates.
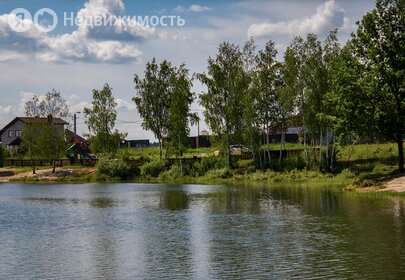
[0,117,68,149]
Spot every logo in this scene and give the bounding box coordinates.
[8,8,32,32]
[34,8,58,33]
[8,8,58,33]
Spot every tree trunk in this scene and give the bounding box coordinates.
[32,160,36,175]
[326,128,329,172]
[52,160,56,173]
[266,122,271,168]
[319,128,323,171]
[279,126,284,165]
[330,133,336,171]
[226,133,231,169]
[397,131,404,173]
[158,137,162,160]
[263,124,266,168]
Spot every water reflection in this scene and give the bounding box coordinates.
[0,183,405,279]
[159,188,189,211]
[90,197,118,208]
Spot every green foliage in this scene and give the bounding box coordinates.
[206,167,233,179]
[236,159,254,168]
[159,164,183,180]
[96,158,140,181]
[197,41,249,167]
[192,156,225,176]
[133,59,171,160]
[134,59,195,160]
[345,0,405,171]
[141,160,167,177]
[167,64,194,158]
[0,145,5,166]
[21,119,66,173]
[84,84,125,154]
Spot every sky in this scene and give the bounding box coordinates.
[0,0,376,141]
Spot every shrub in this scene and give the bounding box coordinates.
[141,160,167,177]
[192,157,225,176]
[339,168,356,179]
[159,164,183,180]
[206,167,233,179]
[236,159,254,168]
[96,158,140,181]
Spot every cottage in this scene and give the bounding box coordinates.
[0,117,68,149]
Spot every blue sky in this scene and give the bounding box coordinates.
[0,0,376,140]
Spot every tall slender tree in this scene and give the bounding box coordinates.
[167,64,194,171]
[84,84,123,154]
[133,59,173,160]
[253,40,281,168]
[198,41,249,168]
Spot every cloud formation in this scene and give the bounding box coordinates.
[0,0,156,63]
[248,0,347,38]
[172,4,212,13]
[189,5,212,12]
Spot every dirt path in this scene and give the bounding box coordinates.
[379,176,405,192]
[0,168,95,182]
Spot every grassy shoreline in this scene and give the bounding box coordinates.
[2,143,404,193]
[0,166,370,190]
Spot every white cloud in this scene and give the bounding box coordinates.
[189,5,212,12]
[116,98,137,111]
[0,0,155,63]
[172,5,185,13]
[248,0,347,38]
[172,4,212,13]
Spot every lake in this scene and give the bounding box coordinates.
[0,183,404,279]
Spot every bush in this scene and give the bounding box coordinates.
[206,167,233,179]
[192,157,226,176]
[141,160,167,177]
[96,158,140,181]
[159,164,183,180]
[236,159,254,168]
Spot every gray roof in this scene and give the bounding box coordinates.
[0,117,68,133]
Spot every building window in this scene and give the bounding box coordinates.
[16,130,22,137]
[8,130,13,137]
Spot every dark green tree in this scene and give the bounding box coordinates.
[350,0,404,172]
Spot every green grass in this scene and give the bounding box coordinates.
[4,143,404,192]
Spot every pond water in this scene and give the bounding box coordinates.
[0,183,404,279]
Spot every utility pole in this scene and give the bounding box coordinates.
[74,112,81,135]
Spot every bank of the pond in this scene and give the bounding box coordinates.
[2,166,404,193]
[0,166,370,189]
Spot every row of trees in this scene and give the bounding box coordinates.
[133,0,404,172]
